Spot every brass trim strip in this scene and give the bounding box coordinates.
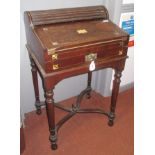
[47,39,125,55]
[77,29,88,34]
[47,48,56,54]
[26,44,128,79]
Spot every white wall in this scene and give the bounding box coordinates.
[110,46,134,89]
[21,0,103,11]
[121,46,134,86]
[123,0,134,4]
[110,11,134,89]
[20,0,104,114]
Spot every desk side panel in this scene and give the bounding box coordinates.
[24,12,46,70]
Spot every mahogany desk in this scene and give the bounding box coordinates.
[24,6,129,150]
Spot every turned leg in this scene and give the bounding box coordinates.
[87,71,92,99]
[108,70,122,126]
[45,89,57,150]
[30,57,41,115]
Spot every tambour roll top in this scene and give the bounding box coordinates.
[26,6,109,26]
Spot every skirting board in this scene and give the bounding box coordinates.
[119,82,134,93]
[22,82,134,118]
[96,80,134,97]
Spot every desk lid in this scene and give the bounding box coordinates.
[35,20,129,54]
[25,6,129,55]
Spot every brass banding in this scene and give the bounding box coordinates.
[47,48,56,54]
[118,50,123,55]
[77,29,88,34]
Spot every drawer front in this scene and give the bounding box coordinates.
[47,42,124,71]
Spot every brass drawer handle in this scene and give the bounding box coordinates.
[85,53,97,62]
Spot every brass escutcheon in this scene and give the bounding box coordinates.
[53,64,59,70]
[85,53,97,62]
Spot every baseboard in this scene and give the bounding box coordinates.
[20,125,25,154]
[119,82,134,93]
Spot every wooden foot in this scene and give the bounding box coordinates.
[50,130,58,150]
[35,101,42,115]
[51,144,58,150]
[86,92,91,99]
[36,107,42,115]
[108,112,115,127]
[108,120,114,126]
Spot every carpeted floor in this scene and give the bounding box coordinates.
[22,88,134,155]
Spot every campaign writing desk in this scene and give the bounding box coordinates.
[24,6,129,150]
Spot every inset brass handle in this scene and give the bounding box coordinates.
[85,53,97,62]
[52,54,58,60]
[53,64,59,70]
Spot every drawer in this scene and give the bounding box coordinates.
[47,42,124,71]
